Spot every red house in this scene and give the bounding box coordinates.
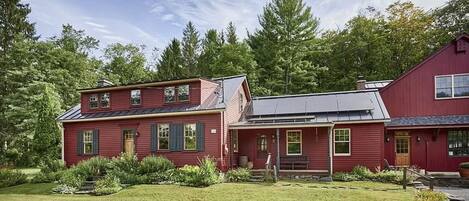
[359,34,469,172]
[58,74,390,175]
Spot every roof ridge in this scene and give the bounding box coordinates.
[365,80,393,83]
[212,74,246,80]
[253,89,378,100]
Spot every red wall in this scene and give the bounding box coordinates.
[384,129,469,171]
[235,123,384,173]
[63,113,223,167]
[380,38,469,117]
[81,80,218,113]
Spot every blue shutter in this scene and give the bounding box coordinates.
[178,124,184,151]
[76,131,83,156]
[169,124,178,151]
[151,124,158,152]
[93,129,99,155]
[196,122,205,152]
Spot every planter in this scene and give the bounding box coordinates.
[459,162,469,177]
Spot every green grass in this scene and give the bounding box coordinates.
[0,181,415,201]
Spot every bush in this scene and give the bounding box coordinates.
[460,162,469,169]
[350,165,373,179]
[95,175,122,196]
[0,169,27,188]
[31,171,64,183]
[141,169,178,184]
[39,159,66,174]
[372,171,404,184]
[109,153,139,173]
[58,169,85,189]
[332,172,359,182]
[52,184,78,194]
[226,168,251,182]
[139,156,175,174]
[415,190,447,201]
[75,156,111,177]
[332,166,414,184]
[106,169,143,185]
[177,157,220,187]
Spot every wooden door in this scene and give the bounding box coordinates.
[395,136,410,166]
[123,129,135,155]
[256,134,268,159]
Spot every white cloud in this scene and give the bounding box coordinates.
[85,21,107,29]
[161,14,174,21]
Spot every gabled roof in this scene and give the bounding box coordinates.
[212,74,250,102]
[365,80,393,89]
[380,33,469,92]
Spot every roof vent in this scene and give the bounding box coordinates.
[97,79,113,87]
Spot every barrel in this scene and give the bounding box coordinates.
[239,156,248,168]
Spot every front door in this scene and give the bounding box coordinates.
[395,133,410,166]
[123,129,135,155]
[254,134,270,168]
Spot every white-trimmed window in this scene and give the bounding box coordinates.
[435,74,469,99]
[334,128,351,156]
[158,124,169,150]
[232,130,238,153]
[184,123,196,150]
[286,130,302,155]
[83,130,93,154]
[164,87,176,103]
[89,94,98,109]
[130,90,141,105]
[100,93,110,108]
[178,85,189,102]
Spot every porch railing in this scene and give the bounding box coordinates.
[264,153,277,182]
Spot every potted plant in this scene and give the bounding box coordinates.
[459,162,469,177]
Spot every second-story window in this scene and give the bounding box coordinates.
[178,85,189,102]
[130,90,141,105]
[89,94,98,109]
[100,93,110,108]
[436,74,469,99]
[164,87,176,103]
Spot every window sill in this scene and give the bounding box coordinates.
[286,153,302,156]
[334,154,351,156]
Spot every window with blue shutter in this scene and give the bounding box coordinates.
[196,122,205,151]
[170,123,183,151]
[77,131,83,156]
[93,129,99,155]
[151,124,157,152]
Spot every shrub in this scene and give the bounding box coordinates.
[226,168,251,182]
[109,153,139,173]
[139,156,175,174]
[0,169,27,188]
[332,172,359,182]
[415,190,447,201]
[460,162,469,169]
[350,165,373,179]
[95,175,122,196]
[141,169,178,184]
[52,184,78,194]
[58,169,85,189]
[31,171,64,183]
[372,171,404,184]
[106,169,143,185]
[177,157,220,187]
[39,159,66,174]
[75,156,111,177]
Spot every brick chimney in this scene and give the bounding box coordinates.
[356,76,366,90]
[97,79,113,87]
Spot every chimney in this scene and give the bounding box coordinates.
[97,79,113,87]
[356,75,366,90]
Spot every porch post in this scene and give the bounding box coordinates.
[328,126,333,176]
[276,128,280,174]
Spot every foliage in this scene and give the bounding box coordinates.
[459,162,469,169]
[332,172,360,182]
[76,156,111,177]
[39,159,66,174]
[350,165,374,179]
[139,155,175,174]
[225,168,251,182]
[30,171,64,183]
[415,190,447,201]
[0,169,28,188]
[58,169,85,189]
[333,166,413,184]
[95,175,122,196]
[181,21,200,76]
[177,157,220,187]
[107,153,142,185]
[155,38,184,80]
[52,184,78,194]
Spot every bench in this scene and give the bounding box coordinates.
[280,156,309,170]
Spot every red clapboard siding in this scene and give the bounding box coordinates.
[63,113,222,167]
[81,80,210,114]
[380,38,469,117]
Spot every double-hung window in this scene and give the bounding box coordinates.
[435,74,469,99]
[448,130,469,156]
[286,130,302,155]
[89,95,98,109]
[232,130,239,153]
[178,85,189,102]
[100,93,110,108]
[334,129,351,156]
[130,90,141,105]
[83,130,94,155]
[184,123,196,150]
[164,87,176,103]
[158,124,169,150]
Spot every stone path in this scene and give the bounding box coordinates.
[435,186,467,201]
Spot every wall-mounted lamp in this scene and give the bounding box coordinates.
[417,136,421,142]
[385,136,390,142]
[272,134,276,144]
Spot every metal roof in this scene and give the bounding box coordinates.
[364,80,393,89]
[386,115,469,127]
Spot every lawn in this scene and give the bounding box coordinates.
[0,180,415,201]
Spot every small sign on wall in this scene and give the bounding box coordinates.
[211,129,217,134]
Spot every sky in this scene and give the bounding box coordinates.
[23,0,447,57]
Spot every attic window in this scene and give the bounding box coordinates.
[435,74,469,99]
[164,87,176,103]
[130,90,141,105]
[100,93,110,108]
[89,95,98,109]
[178,85,189,102]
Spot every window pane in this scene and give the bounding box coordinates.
[184,124,196,150]
[257,135,267,151]
[335,142,349,154]
[448,130,469,156]
[131,90,141,105]
[288,143,301,154]
[232,131,238,153]
[435,76,452,98]
[89,95,98,109]
[100,93,110,108]
[454,75,469,97]
[165,87,175,103]
[84,143,93,154]
[178,85,189,101]
[334,129,350,154]
[83,130,94,154]
[287,132,301,142]
[158,124,169,150]
[159,138,169,150]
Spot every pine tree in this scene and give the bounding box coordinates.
[198,29,223,77]
[0,0,36,55]
[226,22,238,45]
[157,38,184,80]
[248,0,322,95]
[181,21,200,76]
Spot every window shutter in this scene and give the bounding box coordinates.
[151,124,158,152]
[169,124,178,151]
[76,131,83,156]
[196,122,205,152]
[176,124,184,151]
[93,129,99,155]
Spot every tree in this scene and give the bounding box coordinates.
[198,29,223,77]
[249,0,323,95]
[102,43,150,85]
[156,38,184,80]
[0,0,36,55]
[226,22,238,45]
[431,0,469,48]
[181,21,200,76]
[53,24,99,56]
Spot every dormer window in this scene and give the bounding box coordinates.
[435,74,469,99]
[130,90,141,105]
[164,87,176,103]
[89,94,98,109]
[100,93,110,108]
[178,85,189,102]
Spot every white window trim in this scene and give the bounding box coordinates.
[100,93,111,108]
[333,128,351,156]
[130,89,141,105]
[157,124,169,150]
[286,130,302,156]
[435,73,469,100]
[183,123,197,151]
[164,87,176,103]
[89,94,98,109]
[83,130,93,155]
[178,85,190,102]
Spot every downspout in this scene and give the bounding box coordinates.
[328,125,334,177]
[276,128,280,175]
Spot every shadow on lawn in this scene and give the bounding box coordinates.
[0,183,57,195]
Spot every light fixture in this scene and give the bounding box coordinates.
[417,136,421,142]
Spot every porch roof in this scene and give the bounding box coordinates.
[386,115,469,128]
